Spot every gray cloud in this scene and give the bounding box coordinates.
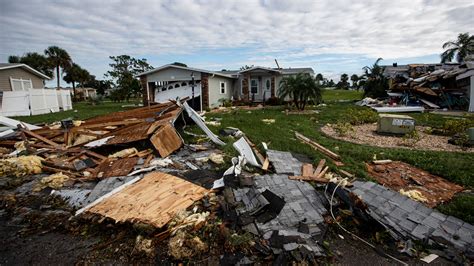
[0,0,473,81]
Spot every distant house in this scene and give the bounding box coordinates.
[0,63,50,92]
[0,63,72,116]
[136,64,314,110]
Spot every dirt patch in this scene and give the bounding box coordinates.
[321,123,473,153]
[366,161,464,207]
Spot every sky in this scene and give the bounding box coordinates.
[0,0,473,86]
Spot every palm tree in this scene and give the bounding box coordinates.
[441,32,474,63]
[362,58,388,98]
[45,46,72,89]
[63,63,83,97]
[350,74,359,89]
[278,73,322,110]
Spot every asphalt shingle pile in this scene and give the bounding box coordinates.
[233,174,327,255]
[350,181,474,257]
[266,150,303,175]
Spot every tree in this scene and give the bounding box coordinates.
[278,73,322,110]
[441,32,474,63]
[315,73,324,82]
[171,62,187,67]
[106,55,153,101]
[362,58,388,98]
[45,46,72,89]
[239,65,254,70]
[337,73,349,89]
[350,74,359,89]
[63,63,83,97]
[8,52,53,77]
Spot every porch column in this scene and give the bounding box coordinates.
[271,76,276,98]
[242,74,250,101]
[201,73,209,109]
[140,75,148,105]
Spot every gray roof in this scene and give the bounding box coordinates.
[0,63,51,79]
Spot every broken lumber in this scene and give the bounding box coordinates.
[373,159,392,165]
[150,124,183,157]
[313,159,326,176]
[302,163,314,177]
[289,175,329,183]
[294,132,341,161]
[22,128,61,148]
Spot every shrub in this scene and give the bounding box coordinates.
[333,122,354,136]
[218,98,232,107]
[401,129,421,147]
[346,108,378,125]
[265,97,283,106]
[443,119,473,136]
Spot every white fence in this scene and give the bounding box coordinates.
[0,89,72,116]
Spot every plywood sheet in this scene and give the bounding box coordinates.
[150,124,183,157]
[94,157,139,178]
[85,172,208,228]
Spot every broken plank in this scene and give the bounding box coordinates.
[289,175,329,183]
[373,159,392,165]
[338,169,355,178]
[316,166,329,179]
[262,157,270,171]
[295,132,340,161]
[22,128,61,148]
[301,163,314,177]
[313,159,326,176]
[150,124,183,158]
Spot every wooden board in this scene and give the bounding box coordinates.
[150,124,183,157]
[313,159,326,176]
[94,157,139,178]
[85,172,208,228]
[301,163,314,177]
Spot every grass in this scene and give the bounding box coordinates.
[9,91,474,223]
[322,89,364,102]
[13,100,141,124]
[204,103,474,223]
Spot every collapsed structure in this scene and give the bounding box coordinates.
[363,62,474,112]
[0,100,473,263]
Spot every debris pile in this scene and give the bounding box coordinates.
[1,99,473,264]
[366,161,464,207]
[359,63,473,112]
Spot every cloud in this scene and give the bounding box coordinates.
[0,0,473,83]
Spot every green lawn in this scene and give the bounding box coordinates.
[204,104,474,223]
[13,100,141,125]
[10,95,474,223]
[322,89,364,102]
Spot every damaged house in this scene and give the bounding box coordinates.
[381,62,474,112]
[137,64,314,110]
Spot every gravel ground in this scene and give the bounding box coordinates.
[321,123,474,153]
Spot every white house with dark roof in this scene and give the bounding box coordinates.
[137,64,314,110]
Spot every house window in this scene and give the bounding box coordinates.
[265,79,271,91]
[10,78,33,91]
[220,82,226,94]
[250,79,258,94]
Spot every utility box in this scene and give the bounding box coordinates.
[468,127,474,144]
[377,114,415,135]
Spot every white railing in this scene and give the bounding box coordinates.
[0,89,72,116]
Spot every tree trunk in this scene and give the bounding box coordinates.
[56,66,60,90]
[72,81,76,100]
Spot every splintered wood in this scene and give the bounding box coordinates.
[150,124,183,157]
[85,172,208,228]
[294,132,343,166]
[289,159,329,182]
